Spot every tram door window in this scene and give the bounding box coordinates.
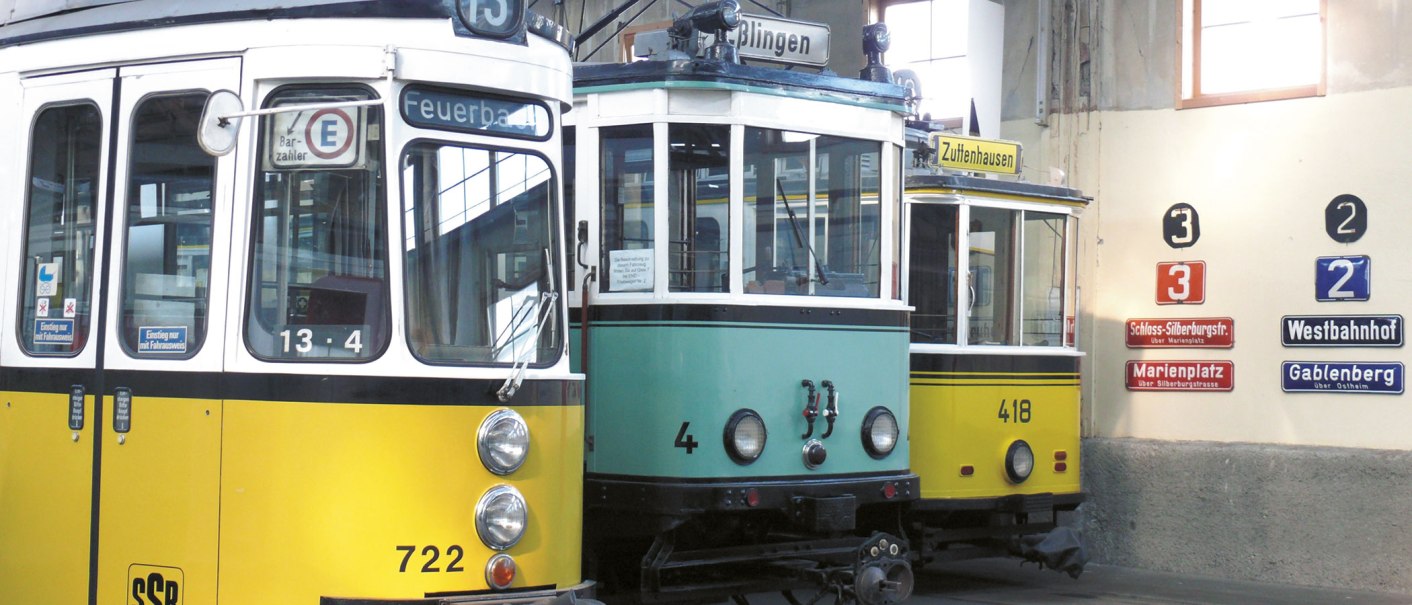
[19,104,102,354]
[245,87,389,361]
[402,144,560,364]
[668,123,729,293]
[119,93,215,357]
[968,206,1015,345]
[564,126,576,286]
[600,124,654,292]
[1021,212,1068,347]
[907,204,958,344]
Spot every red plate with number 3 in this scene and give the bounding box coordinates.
[1156,261,1205,305]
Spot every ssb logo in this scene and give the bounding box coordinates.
[129,564,182,605]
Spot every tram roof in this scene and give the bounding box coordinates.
[0,0,454,46]
[905,174,1090,205]
[573,59,910,114]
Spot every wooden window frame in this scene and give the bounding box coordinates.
[1177,0,1327,110]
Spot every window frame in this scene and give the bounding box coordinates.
[1177,0,1327,110]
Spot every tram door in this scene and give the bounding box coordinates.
[0,58,240,604]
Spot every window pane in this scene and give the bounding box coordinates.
[1021,212,1066,347]
[1201,13,1320,94]
[815,135,881,298]
[20,104,102,355]
[246,87,388,361]
[121,93,214,358]
[564,126,576,287]
[403,144,560,365]
[907,204,957,344]
[968,206,1015,345]
[600,124,654,292]
[743,127,810,295]
[668,123,729,293]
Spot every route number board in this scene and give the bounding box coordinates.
[1315,255,1370,302]
[1156,261,1205,305]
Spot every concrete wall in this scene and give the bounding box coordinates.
[1000,0,1412,594]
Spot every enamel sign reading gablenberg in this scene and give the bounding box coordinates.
[929,134,1022,175]
[706,14,831,67]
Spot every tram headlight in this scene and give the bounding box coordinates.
[861,406,899,459]
[476,485,528,550]
[1005,440,1035,484]
[724,409,766,464]
[478,409,529,475]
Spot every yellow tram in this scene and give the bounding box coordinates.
[903,132,1090,576]
[0,1,588,603]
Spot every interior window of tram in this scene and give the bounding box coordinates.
[245,88,388,361]
[907,204,958,344]
[1022,211,1067,346]
[120,93,215,358]
[968,206,1015,345]
[402,144,560,365]
[19,104,102,355]
[668,123,729,293]
[600,125,654,293]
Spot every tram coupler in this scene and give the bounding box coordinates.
[848,533,913,605]
[1008,526,1088,579]
[819,380,838,439]
[800,380,820,439]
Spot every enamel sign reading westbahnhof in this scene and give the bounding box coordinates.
[1127,317,1234,348]
[1281,314,1403,347]
[929,134,1021,175]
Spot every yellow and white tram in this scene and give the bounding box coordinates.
[0,1,587,603]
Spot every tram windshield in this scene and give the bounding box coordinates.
[401,144,561,366]
[246,87,389,361]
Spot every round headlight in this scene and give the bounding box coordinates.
[476,485,527,550]
[478,409,529,475]
[723,409,766,464]
[1005,440,1035,484]
[861,406,899,459]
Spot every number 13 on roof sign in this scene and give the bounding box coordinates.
[1156,261,1205,305]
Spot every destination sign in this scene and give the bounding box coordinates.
[929,134,1021,175]
[401,86,550,139]
[1125,360,1233,391]
[706,14,831,67]
[1282,361,1404,394]
[1281,315,1403,347]
[1126,317,1233,348]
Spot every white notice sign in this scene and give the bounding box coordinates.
[36,262,60,297]
[608,248,654,292]
[267,106,364,169]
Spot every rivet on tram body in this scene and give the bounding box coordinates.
[117,434,126,445]
[72,432,80,442]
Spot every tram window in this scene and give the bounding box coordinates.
[402,144,560,365]
[245,87,388,361]
[668,123,729,293]
[119,93,214,358]
[19,104,102,355]
[564,126,576,288]
[968,207,1015,345]
[743,128,881,297]
[600,124,654,293]
[907,204,958,344]
[1022,212,1067,347]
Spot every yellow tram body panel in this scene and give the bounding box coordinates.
[910,372,1081,500]
[217,400,584,603]
[0,392,94,604]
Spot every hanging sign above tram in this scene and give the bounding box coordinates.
[1125,360,1234,391]
[705,14,831,67]
[1281,314,1403,347]
[266,105,366,170]
[401,86,551,140]
[1126,317,1234,348]
[929,134,1022,175]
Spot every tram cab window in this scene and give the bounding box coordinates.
[967,207,1014,345]
[600,125,654,293]
[120,93,215,358]
[743,128,881,297]
[245,87,388,361]
[907,204,958,344]
[955,206,1071,348]
[1022,211,1068,347]
[668,124,729,293]
[401,144,561,365]
[19,104,102,355]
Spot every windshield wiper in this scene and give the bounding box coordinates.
[776,177,829,286]
[497,248,558,402]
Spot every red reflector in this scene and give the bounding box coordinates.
[960,465,974,476]
[487,555,516,589]
[1055,450,1068,461]
[1055,462,1068,472]
[745,488,761,507]
[882,482,897,499]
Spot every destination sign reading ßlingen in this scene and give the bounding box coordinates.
[401,86,550,139]
[930,134,1021,175]
[705,14,831,67]
[1281,314,1403,347]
